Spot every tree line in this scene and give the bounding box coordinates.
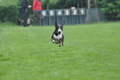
[43,0,120,20]
[0,0,120,24]
[30,0,120,21]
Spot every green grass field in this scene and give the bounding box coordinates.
[0,22,120,80]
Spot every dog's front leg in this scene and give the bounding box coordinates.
[51,38,55,43]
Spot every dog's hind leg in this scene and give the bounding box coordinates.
[62,41,64,46]
[59,40,63,47]
[62,35,64,46]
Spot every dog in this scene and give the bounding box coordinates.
[51,22,64,47]
[18,18,34,26]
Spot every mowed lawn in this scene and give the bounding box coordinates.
[0,22,120,80]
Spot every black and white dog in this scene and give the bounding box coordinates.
[18,18,34,26]
[51,22,64,47]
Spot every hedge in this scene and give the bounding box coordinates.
[0,5,19,23]
[0,0,20,23]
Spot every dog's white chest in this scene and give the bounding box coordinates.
[53,33,62,40]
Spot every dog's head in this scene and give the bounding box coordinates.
[54,22,64,36]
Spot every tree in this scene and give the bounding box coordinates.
[85,0,99,23]
[100,0,120,20]
[85,0,90,23]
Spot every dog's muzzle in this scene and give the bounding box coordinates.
[58,28,62,34]
[58,31,61,34]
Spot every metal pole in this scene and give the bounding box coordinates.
[77,2,80,24]
[47,4,49,25]
[81,0,83,8]
[55,9,57,23]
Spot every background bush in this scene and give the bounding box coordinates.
[0,0,19,23]
[0,5,18,23]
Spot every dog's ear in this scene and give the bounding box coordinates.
[61,21,64,28]
[61,24,64,30]
[55,22,58,28]
[62,24,64,27]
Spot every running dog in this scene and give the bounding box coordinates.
[51,22,64,47]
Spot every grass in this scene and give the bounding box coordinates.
[0,22,120,80]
